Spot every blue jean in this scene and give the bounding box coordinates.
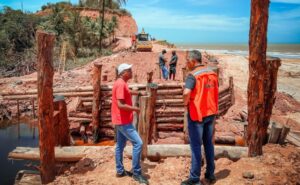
[188,113,216,182]
[161,65,169,80]
[115,124,143,176]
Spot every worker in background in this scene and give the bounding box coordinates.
[131,34,136,50]
[181,50,218,185]
[169,50,178,80]
[111,63,149,185]
[158,49,168,80]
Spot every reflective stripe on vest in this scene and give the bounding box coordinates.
[193,67,214,77]
[189,67,218,122]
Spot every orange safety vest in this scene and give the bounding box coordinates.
[189,66,218,122]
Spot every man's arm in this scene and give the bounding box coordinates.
[183,74,196,107]
[117,99,140,113]
[130,90,146,96]
[183,88,191,106]
[130,90,139,96]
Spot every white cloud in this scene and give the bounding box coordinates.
[130,6,248,32]
[271,0,300,4]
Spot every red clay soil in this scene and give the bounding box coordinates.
[50,144,300,185]
[36,8,138,37]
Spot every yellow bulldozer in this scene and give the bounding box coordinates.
[134,29,153,52]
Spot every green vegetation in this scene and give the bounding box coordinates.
[0,0,128,77]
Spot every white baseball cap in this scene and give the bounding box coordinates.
[117,63,133,75]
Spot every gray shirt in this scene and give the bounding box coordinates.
[185,74,196,90]
[159,54,166,67]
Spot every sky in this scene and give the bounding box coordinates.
[0,0,300,44]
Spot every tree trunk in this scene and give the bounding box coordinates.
[247,0,281,156]
[37,31,56,184]
[92,63,102,142]
[99,0,105,52]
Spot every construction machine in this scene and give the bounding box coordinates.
[135,28,153,52]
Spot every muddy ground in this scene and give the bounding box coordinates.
[50,144,300,185]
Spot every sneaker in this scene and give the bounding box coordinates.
[133,174,149,184]
[181,178,201,185]
[205,173,216,184]
[116,170,133,177]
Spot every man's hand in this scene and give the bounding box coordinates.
[130,90,139,96]
[133,107,140,114]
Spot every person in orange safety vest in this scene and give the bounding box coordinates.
[181,50,218,185]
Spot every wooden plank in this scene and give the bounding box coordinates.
[124,145,248,161]
[8,147,86,162]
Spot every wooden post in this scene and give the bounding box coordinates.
[278,125,290,144]
[147,83,158,144]
[31,99,36,118]
[92,63,102,143]
[182,67,187,82]
[17,100,20,120]
[156,63,161,79]
[37,30,56,183]
[247,0,281,156]
[134,74,138,83]
[53,97,70,146]
[229,77,234,105]
[132,87,139,129]
[115,67,118,80]
[268,122,283,143]
[147,71,154,84]
[138,96,151,160]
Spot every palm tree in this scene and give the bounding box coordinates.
[99,0,127,52]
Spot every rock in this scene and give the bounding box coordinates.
[216,158,233,166]
[70,166,77,172]
[243,171,254,179]
[14,80,23,85]
[64,170,71,176]
[83,158,91,167]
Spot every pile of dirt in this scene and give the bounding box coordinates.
[50,144,300,185]
[274,92,300,114]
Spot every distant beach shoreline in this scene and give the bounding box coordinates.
[176,43,300,59]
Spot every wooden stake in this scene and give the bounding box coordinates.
[37,30,56,184]
[182,67,187,81]
[278,125,290,144]
[138,96,151,160]
[17,100,20,120]
[132,87,139,129]
[268,122,283,143]
[247,0,281,156]
[31,99,36,118]
[156,63,161,79]
[229,76,234,105]
[147,83,158,144]
[92,63,102,142]
[53,98,70,146]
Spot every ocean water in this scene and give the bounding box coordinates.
[176,43,300,59]
[0,122,39,185]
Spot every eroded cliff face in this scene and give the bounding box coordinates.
[79,9,138,37]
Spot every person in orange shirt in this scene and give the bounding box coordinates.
[181,50,218,185]
[111,63,149,185]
